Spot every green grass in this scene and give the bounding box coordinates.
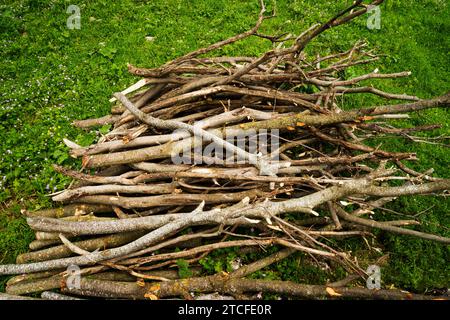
[0,0,449,294]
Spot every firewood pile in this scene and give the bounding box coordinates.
[1,0,449,300]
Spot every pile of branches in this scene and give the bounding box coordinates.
[1,0,449,300]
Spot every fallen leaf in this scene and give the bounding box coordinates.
[405,293,413,300]
[326,287,342,297]
[388,284,397,290]
[286,126,296,131]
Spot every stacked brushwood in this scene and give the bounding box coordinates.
[1,0,449,300]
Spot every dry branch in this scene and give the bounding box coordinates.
[2,0,449,301]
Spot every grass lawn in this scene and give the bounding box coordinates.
[0,0,449,294]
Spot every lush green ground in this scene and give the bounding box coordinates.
[1,0,449,294]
